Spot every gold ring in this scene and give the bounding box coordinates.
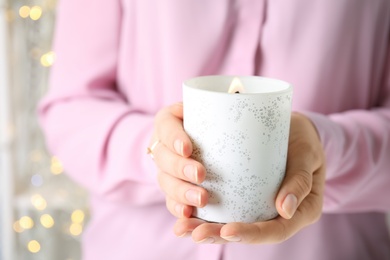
[146,140,160,159]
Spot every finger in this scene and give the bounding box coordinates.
[220,218,290,244]
[154,103,192,157]
[152,141,205,184]
[165,196,193,218]
[275,113,324,219]
[157,171,208,207]
[174,218,227,244]
[191,222,228,244]
[276,168,312,219]
[220,208,306,244]
[173,218,205,237]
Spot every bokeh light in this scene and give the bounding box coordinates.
[69,223,83,236]
[13,221,24,233]
[27,240,41,253]
[31,194,47,210]
[31,174,43,187]
[40,51,55,67]
[19,216,34,229]
[71,210,85,224]
[40,214,55,228]
[19,6,30,18]
[50,156,64,175]
[29,6,42,21]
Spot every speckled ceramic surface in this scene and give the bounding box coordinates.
[183,76,293,223]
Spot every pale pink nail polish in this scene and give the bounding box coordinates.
[174,139,183,156]
[282,193,298,219]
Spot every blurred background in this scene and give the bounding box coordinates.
[1,0,89,259]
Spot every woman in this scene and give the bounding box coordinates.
[39,1,390,259]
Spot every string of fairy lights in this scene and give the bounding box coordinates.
[13,157,86,254]
[5,1,89,259]
[18,4,56,68]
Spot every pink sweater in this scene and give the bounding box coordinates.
[39,0,390,259]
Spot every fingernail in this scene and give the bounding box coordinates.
[175,204,184,217]
[196,237,215,244]
[221,235,241,242]
[183,165,198,183]
[174,139,184,156]
[177,232,192,238]
[282,193,298,219]
[185,190,201,206]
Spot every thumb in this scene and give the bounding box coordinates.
[275,168,312,219]
[275,113,323,219]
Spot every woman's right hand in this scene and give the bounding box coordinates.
[149,102,208,220]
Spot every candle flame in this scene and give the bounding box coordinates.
[228,77,245,93]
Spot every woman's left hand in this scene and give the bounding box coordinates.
[172,112,326,244]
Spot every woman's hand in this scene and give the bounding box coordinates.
[150,104,326,244]
[173,112,326,244]
[149,103,209,219]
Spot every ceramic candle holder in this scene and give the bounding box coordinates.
[183,75,293,223]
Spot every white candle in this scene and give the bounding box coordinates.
[183,75,293,223]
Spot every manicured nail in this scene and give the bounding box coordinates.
[183,165,198,183]
[221,235,241,242]
[282,193,298,219]
[185,190,201,206]
[177,232,192,238]
[175,204,184,217]
[174,139,184,156]
[196,237,215,244]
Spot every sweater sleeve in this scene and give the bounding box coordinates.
[304,45,390,213]
[38,0,164,205]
